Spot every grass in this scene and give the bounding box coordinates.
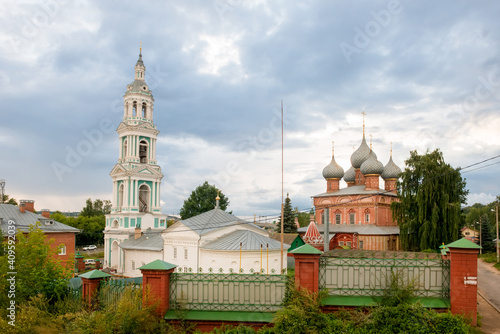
[479,252,500,272]
[81,251,104,259]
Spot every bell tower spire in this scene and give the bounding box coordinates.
[104,48,168,272]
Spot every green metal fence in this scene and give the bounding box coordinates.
[99,279,142,310]
[169,273,288,312]
[319,249,450,299]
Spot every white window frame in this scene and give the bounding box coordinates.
[173,247,177,259]
[184,248,188,260]
[58,244,66,255]
[335,213,341,225]
[365,213,370,223]
[349,213,355,225]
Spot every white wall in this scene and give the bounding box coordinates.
[122,249,162,277]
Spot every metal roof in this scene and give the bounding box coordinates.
[179,208,261,236]
[119,228,163,251]
[0,204,80,234]
[313,185,397,198]
[298,223,399,236]
[138,259,177,270]
[201,230,288,251]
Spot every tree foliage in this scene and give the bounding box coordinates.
[276,194,297,233]
[296,207,312,228]
[1,194,17,205]
[49,198,110,246]
[392,149,468,251]
[179,181,229,219]
[0,224,72,310]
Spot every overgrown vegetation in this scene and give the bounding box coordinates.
[0,280,480,334]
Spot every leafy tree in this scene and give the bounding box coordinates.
[179,181,229,219]
[276,194,296,233]
[80,198,111,217]
[479,214,496,253]
[392,149,468,251]
[295,207,311,228]
[1,194,17,205]
[0,224,72,310]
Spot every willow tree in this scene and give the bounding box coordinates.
[391,149,468,251]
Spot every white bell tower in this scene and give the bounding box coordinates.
[104,46,168,272]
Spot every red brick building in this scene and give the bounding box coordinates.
[300,125,402,251]
[0,200,80,268]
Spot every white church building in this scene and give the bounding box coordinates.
[103,49,287,277]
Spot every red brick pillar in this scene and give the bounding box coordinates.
[75,252,85,272]
[446,238,481,326]
[139,260,177,317]
[79,270,111,309]
[95,259,100,270]
[289,244,323,293]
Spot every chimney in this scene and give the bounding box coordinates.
[20,200,35,213]
[41,209,50,218]
[135,227,142,239]
[19,202,26,213]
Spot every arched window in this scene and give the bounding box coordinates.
[335,210,341,225]
[138,184,150,212]
[349,210,355,225]
[142,103,147,118]
[123,139,128,159]
[364,209,370,223]
[132,101,137,116]
[139,140,148,163]
[118,184,124,212]
[112,220,119,228]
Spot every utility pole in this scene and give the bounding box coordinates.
[0,180,5,204]
[496,201,499,263]
[480,216,482,255]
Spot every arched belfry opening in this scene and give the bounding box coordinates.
[142,103,147,118]
[133,101,137,116]
[138,184,150,212]
[118,184,124,212]
[139,140,148,163]
[123,139,128,159]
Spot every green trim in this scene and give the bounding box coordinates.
[137,217,142,228]
[131,218,136,227]
[164,310,275,322]
[79,269,111,279]
[154,217,159,228]
[124,217,129,228]
[289,243,323,255]
[139,259,177,270]
[128,177,131,207]
[321,296,450,309]
[445,237,482,249]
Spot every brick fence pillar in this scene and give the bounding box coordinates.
[289,244,323,293]
[75,252,85,272]
[139,259,177,317]
[446,238,481,326]
[95,259,101,270]
[79,269,111,308]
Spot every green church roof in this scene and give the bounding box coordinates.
[289,243,323,255]
[445,238,482,249]
[79,270,112,279]
[138,259,177,270]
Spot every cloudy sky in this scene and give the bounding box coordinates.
[1,0,500,217]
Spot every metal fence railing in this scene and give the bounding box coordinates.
[170,273,288,312]
[319,249,450,300]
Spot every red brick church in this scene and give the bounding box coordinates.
[300,119,402,251]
